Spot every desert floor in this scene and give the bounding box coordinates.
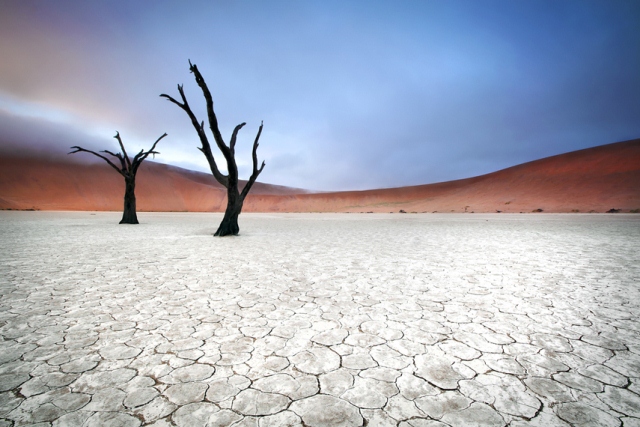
[1,212,639,427]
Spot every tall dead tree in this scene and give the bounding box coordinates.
[161,61,265,236]
[69,132,167,224]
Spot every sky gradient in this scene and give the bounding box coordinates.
[1,0,639,191]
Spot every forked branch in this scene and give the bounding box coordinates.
[114,132,132,170]
[187,61,231,161]
[162,61,267,236]
[70,132,167,178]
[69,146,125,176]
[160,86,228,187]
[69,131,166,225]
[132,133,167,174]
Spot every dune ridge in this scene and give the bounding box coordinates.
[1,139,638,213]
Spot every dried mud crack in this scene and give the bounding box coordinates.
[0,211,639,426]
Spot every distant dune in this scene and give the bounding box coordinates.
[1,139,639,213]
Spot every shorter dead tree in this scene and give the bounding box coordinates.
[70,132,167,224]
[161,61,265,236]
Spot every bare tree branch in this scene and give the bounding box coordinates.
[132,133,167,175]
[188,62,234,166]
[69,146,125,177]
[241,121,266,200]
[114,132,132,170]
[70,132,166,224]
[159,91,184,109]
[164,61,266,236]
[229,122,246,156]
[161,87,229,187]
[102,149,127,171]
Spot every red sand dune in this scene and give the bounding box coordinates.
[1,139,639,213]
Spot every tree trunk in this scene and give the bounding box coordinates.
[120,178,138,224]
[215,190,243,236]
[70,132,165,225]
[162,63,265,236]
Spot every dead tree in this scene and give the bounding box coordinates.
[69,132,167,224]
[161,61,265,236]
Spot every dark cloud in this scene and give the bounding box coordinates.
[1,0,639,190]
[0,109,110,161]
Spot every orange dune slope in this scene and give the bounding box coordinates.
[1,139,638,213]
[248,139,640,213]
[0,158,305,212]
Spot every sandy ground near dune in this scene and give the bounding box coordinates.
[1,212,639,426]
[2,139,639,213]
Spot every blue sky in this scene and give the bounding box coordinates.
[1,0,639,191]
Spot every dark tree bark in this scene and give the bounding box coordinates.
[69,132,167,224]
[161,61,265,236]
[122,177,137,224]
